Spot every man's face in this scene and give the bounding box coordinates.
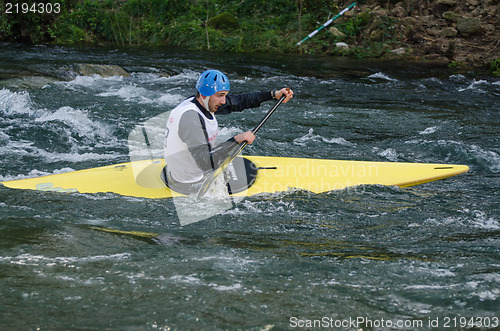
[208,91,228,112]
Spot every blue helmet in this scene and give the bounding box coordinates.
[195,69,230,96]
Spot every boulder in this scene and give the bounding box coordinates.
[439,27,458,37]
[436,0,457,6]
[73,64,130,77]
[420,15,436,25]
[442,11,461,22]
[456,17,484,36]
[372,9,388,16]
[391,4,406,17]
[391,47,407,55]
[402,17,418,26]
[369,29,384,41]
[329,27,346,39]
[335,42,349,49]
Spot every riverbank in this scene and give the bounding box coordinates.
[1,0,498,75]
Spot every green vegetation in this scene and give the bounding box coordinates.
[489,58,500,77]
[0,0,394,57]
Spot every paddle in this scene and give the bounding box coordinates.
[196,92,287,199]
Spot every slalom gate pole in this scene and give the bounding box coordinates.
[297,2,356,46]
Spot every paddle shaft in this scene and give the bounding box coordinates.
[235,93,287,154]
[196,93,287,198]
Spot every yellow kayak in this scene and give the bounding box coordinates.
[1,156,469,198]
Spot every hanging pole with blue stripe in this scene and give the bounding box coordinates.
[297,2,357,46]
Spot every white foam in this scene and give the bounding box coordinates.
[0,138,120,167]
[473,289,499,301]
[404,139,500,173]
[217,126,242,142]
[98,83,185,106]
[169,274,202,285]
[35,106,113,140]
[172,70,199,81]
[169,274,243,292]
[373,147,401,162]
[0,252,131,266]
[467,144,500,173]
[425,209,499,230]
[367,72,397,81]
[468,210,500,230]
[323,137,357,147]
[293,128,355,147]
[66,74,124,88]
[98,84,153,103]
[458,79,489,93]
[0,131,9,142]
[157,93,184,105]
[449,74,467,82]
[419,126,438,135]
[1,167,76,181]
[0,88,34,116]
[209,282,243,291]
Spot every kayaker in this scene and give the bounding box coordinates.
[163,69,293,193]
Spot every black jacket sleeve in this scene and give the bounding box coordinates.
[217,91,273,115]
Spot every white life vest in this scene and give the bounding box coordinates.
[164,97,218,183]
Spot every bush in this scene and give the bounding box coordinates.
[490,58,500,76]
[208,12,239,30]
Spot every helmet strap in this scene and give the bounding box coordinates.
[201,95,211,112]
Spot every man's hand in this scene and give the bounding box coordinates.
[274,87,294,103]
[234,131,255,144]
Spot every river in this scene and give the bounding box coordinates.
[0,43,499,330]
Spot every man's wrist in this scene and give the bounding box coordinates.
[271,90,276,98]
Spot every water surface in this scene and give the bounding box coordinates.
[0,44,499,330]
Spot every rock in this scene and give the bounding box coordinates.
[433,0,457,17]
[356,11,372,26]
[369,29,384,41]
[436,0,457,6]
[484,24,495,33]
[439,27,458,37]
[335,42,349,49]
[445,41,455,60]
[456,17,484,36]
[428,27,441,36]
[372,9,388,16]
[420,16,436,25]
[391,47,406,55]
[343,10,354,18]
[0,75,60,90]
[73,64,130,77]
[402,17,418,26]
[329,27,346,39]
[442,11,461,22]
[487,6,497,17]
[391,4,406,17]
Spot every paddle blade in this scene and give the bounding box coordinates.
[196,142,244,199]
[174,176,233,226]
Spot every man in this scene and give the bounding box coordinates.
[164,69,293,193]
